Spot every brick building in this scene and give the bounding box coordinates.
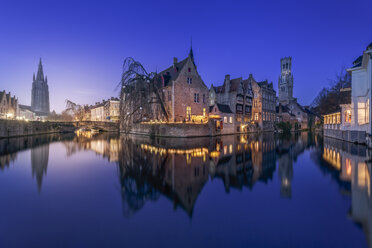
[152,48,209,123]
[251,78,276,130]
[209,74,253,132]
[0,90,18,119]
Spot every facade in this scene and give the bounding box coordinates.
[209,74,254,132]
[90,98,120,122]
[278,57,294,105]
[276,57,313,130]
[91,102,105,122]
[19,104,36,120]
[104,98,120,122]
[251,79,276,130]
[323,43,372,144]
[346,43,372,134]
[209,103,235,135]
[153,49,209,123]
[31,59,50,116]
[0,90,18,119]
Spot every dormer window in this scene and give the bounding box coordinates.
[187,78,192,84]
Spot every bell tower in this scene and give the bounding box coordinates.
[278,57,294,105]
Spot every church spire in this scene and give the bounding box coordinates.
[36,58,44,81]
[189,37,194,61]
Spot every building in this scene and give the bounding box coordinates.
[346,43,372,135]
[209,103,235,134]
[251,79,276,130]
[276,57,312,130]
[209,74,254,132]
[278,57,294,105]
[90,98,120,122]
[323,43,372,144]
[104,98,120,122]
[0,90,18,119]
[153,48,209,122]
[31,59,50,116]
[18,104,36,121]
[90,102,105,121]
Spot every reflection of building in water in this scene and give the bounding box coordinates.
[0,154,17,170]
[117,133,316,217]
[31,144,49,191]
[209,134,276,192]
[319,138,372,246]
[119,138,209,216]
[64,132,120,162]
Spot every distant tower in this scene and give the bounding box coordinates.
[31,58,50,114]
[278,57,294,105]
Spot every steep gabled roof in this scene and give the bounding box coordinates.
[157,57,188,87]
[209,103,233,114]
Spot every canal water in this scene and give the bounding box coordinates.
[0,132,370,248]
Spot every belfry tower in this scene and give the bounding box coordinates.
[278,57,294,105]
[31,58,50,114]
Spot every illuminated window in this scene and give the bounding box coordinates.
[229,117,233,123]
[254,113,258,121]
[203,108,206,117]
[344,110,351,123]
[224,116,227,123]
[358,99,369,124]
[186,106,191,120]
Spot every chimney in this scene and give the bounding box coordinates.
[225,74,230,93]
[173,57,178,65]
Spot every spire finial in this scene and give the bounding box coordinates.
[189,37,194,62]
[36,58,44,81]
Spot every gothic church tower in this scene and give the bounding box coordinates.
[278,57,294,105]
[31,59,50,114]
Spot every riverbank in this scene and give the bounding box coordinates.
[0,120,119,139]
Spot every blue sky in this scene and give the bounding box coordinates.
[0,0,371,112]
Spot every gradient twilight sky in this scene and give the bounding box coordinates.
[0,0,371,113]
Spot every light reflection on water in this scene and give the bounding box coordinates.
[0,132,371,247]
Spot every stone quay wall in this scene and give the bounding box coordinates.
[0,120,75,138]
[323,128,366,144]
[129,122,214,138]
[0,120,120,139]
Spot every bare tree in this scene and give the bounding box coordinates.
[310,67,351,116]
[119,57,169,132]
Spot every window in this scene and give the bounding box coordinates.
[168,91,171,101]
[224,116,227,123]
[254,113,259,121]
[187,77,192,84]
[203,108,206,117]
[194,93,199,103]
[186,106,191,120]
[188,67,191,72]
[245,105,251,113]
[344,110,351,123]
[229,117,233,123]
[236,104,243,113]
[358,99,369,125]
[237,95,243,102]
[263,112,266,121]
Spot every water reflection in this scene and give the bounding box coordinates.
[1,131,372,246]
[312,137,372,247]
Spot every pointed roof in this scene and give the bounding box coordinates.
[36,58,44,81]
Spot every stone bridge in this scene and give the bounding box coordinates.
[0,120,119,138]
[60,121,120,132]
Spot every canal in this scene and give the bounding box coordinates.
[0,132,370,248]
